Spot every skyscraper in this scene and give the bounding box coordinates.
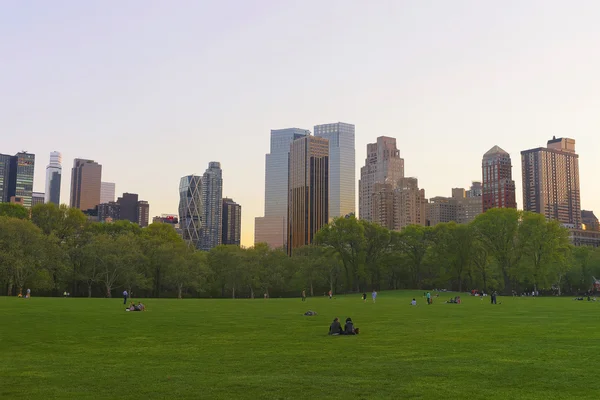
[45,151,62,205]
[359,137,404,221]
[200,162,223,251]
[137,201,150,228]
[70,159,102,211]
[117,193,139,223]
[0,153,13,203]
[521,137,581,228]
[255,128,310,248]
[314,122,355,219]
[287,136,329,255]
[482,146,516,212]
[179,175,203,248]
[427,187,482,226]
[7,152,35,208]
[222,198,242,246]
[466,181,482,198]
[393,177,428,230]
[100,182,116,204]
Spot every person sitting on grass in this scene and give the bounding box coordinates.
[411,298,417,306]
[329,317,343,335]
[343,317,360,335]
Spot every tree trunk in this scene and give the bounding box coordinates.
[7,280,13,296]
[178,285,183,299]
[250,287,254,299]
[87,283,92,298]
[310,281,314,297]
[232,286,236,299]
[106,285,112,298]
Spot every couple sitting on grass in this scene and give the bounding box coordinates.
[125,302,145,312]
[329,317,359,335]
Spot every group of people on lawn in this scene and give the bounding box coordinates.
[329,317,359,335]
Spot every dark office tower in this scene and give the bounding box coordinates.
[70,159,102,211]
[179,175,203,249]
[521,137,581,228]
[222,198,241,246]
[137,201,150,228]
[581,210,599,231]
[0,153,11,202]
[200,162,223,251]
[98,202,121,222]
[6,152,35,208]
[287,136,329,255]
[116,193,139,223]
[482,146,516,212]
[45,151,62,205]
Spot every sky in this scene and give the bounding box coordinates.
[2,0,600,246]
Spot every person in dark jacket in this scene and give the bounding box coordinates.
[329,318,343,335]
[344,317,356,335]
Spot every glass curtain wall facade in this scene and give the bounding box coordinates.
[0,154,11,202]
[314,122,355,219]
[45,151,62,205]
[200,162,223,251]
[179,175,203,249]
[10,152,35,208]
[287,136,329,255]
[255,128,310,248]
[70,159,102,211]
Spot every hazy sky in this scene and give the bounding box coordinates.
[3,1,600,246]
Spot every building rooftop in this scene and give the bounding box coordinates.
[483,145,509,157]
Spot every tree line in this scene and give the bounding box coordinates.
[1,203,599,298]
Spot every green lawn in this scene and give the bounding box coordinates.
[1,292,599,399]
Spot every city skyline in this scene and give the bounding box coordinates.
[4,2,600,246]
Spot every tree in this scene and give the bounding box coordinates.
[393,225,433,289]
[315,216,365,292]
[0,217,49,295]
[472,208,523,293]
[361,220,391,290]
[166,248,210,298]
[293,245,329,296]
[31,203,86,241]
[90,233,139,297]
[208,245,245,298]
[141,223,186,297]
[518,213,570,292]
[0,203,29,220]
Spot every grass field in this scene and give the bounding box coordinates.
[1,291,599,400]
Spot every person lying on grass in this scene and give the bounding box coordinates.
[125,302,145,312]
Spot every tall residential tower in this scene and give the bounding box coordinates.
[482,146,516,212]
[222,198,242,246]
[521,137,581,228]
[314,122,355,219]
[200,162,223,251]
[359,137,404,221]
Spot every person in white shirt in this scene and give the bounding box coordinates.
[123,290,128,305]
[411,299,417,306]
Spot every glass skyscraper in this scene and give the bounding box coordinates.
[8,152,35,208]
[314,122,356,219]
[45,151,62,205]
[200,162,223,251]
[179,175,203,249]
[255,128,310,248]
